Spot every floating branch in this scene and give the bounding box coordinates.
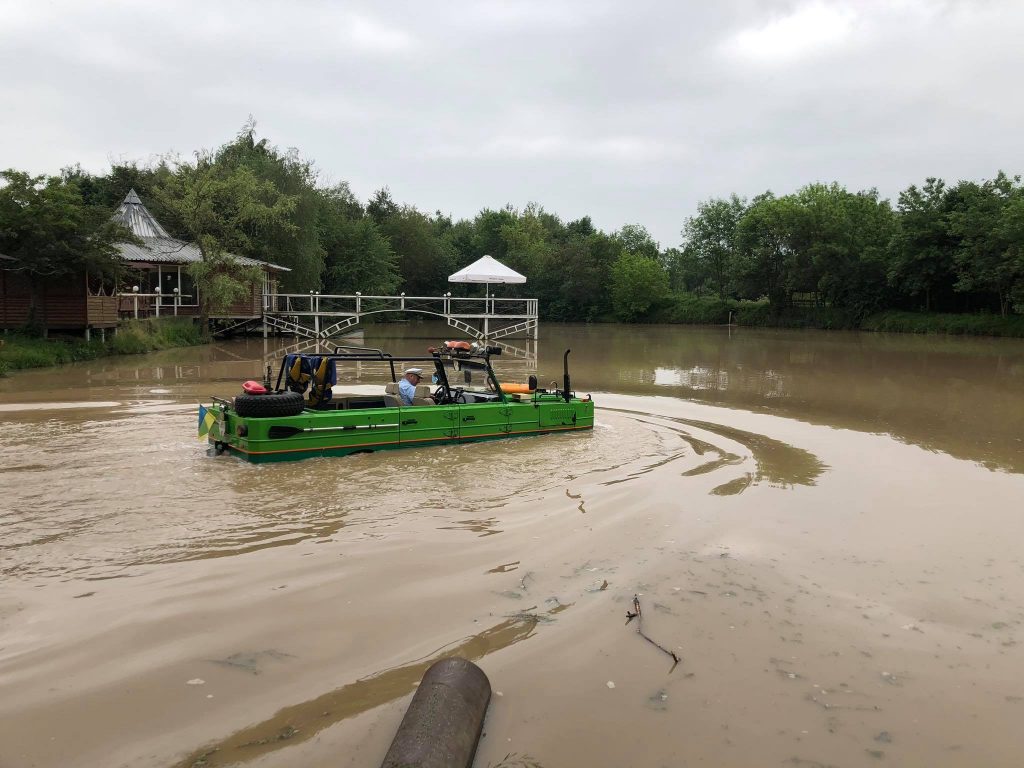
[626,594,680,671]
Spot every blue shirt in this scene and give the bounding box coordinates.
[399,378,416,406]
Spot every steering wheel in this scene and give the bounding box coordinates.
[433,386,467,404]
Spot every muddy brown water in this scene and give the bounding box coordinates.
[1,323,1023,768]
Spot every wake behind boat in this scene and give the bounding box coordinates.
[199,342,594,463]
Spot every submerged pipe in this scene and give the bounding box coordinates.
[380,657,491,768]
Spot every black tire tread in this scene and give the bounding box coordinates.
[234,391,305,418]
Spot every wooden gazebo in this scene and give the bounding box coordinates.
[112,190,289,320]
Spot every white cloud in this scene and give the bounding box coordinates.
[348,14,415,53]
[430,134,689,163]
[721,2,857,64]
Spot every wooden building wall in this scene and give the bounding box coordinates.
[214,282,263,318]
[1,270,118,331]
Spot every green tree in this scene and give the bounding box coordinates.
[663,245,708,293]
[154,154,297,333]
[948,173,1024,317]
[616,223,660,260]
[366,187,399,225]
[610,251,669,321]
[321,215,399,295]
[499,203,554,297]
[0,170,128,329]
[735,193,796,308]
[681,195,746,298]
[471,207,517,261]
[380,205,455,295]
[214,124,325,290]
[888,178,958,311]
[788,183,894,314]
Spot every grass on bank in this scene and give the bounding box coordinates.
[0,318,204,376]
[860,310,1024,337]
[645,293,1024,337]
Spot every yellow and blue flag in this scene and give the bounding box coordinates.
[198,405,217,441]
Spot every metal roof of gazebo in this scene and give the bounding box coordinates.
[111,189,289,271]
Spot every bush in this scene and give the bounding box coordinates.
[0,318,204,374]
[650,294,738,324]
[0,342,63,369]
[109,327,152,355]
[729,303,861,330]
[611,254,670,321]
[862,311,1024,337]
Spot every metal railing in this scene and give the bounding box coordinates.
[261,292,539,341]
[117,291,193,318]
[264,293,537,318]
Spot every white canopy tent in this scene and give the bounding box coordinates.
[447,254,526,286]
[447,255,527,339]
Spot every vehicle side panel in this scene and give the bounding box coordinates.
[398,404,459,446]
[457,402,511,440]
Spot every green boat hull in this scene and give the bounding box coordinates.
[206,394,594,463]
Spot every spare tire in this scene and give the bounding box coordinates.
[233,390,305,418]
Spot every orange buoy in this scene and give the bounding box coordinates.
[445,340,473,351]
[499,382,534,394]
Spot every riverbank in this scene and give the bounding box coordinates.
[644,294,1024,337]
[0,319,204,376]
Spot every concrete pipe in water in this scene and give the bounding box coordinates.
[380,657,491,768]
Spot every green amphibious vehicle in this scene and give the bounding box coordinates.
[200,343,594,463]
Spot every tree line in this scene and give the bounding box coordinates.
[2,124,1022,329]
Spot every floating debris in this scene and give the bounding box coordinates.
[487,753,544,768]
[211,649,294,676]
[626,595,680,670]
[647,689,670,711]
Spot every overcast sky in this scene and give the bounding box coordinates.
[2,0,1022,247]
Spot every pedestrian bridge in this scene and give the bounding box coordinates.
[255,293,539,342]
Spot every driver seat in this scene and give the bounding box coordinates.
[412,384,435,406]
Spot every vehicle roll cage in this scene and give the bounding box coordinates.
[270,345,576,405]
[271,344,507,405]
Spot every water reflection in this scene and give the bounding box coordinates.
[540,324,1024,475]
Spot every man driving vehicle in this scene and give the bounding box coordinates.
[399,367,425,406]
